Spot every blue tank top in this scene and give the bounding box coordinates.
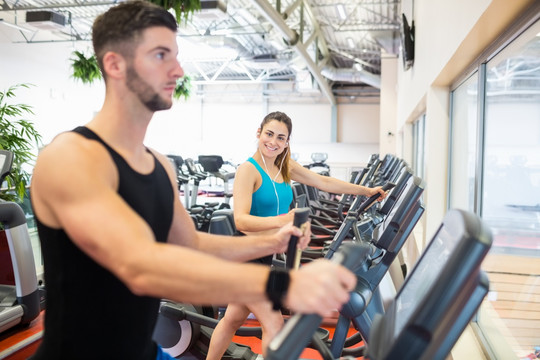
[248,157,293,216]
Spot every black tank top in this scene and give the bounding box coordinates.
[31,126,174,360]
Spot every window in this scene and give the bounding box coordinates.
[483,29,540,239]
[449,73,479,212]
[449,16,540,359]
[412,114,426,180]
[480,20,540,359]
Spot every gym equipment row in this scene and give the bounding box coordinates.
[167,154,236,231]
[266,209,492,360]
[266,154,491,359]
[151,153,493,360]
[152,153,429,359]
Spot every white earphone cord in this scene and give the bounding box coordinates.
[259,147,288,216]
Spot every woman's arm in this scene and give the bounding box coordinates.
[289,160,386,199]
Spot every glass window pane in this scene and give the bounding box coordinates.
[449,73,478,212]
[418,115,425,179]
[412,114,426,180]
[481,19,540,359]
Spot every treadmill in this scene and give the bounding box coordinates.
[0,149,42,333]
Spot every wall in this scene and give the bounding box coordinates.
[397,0,491,125]
[390,1,538,357]
[379,55,398,157]
[0,41,380,177]
[0,41,104,145]
[394,0,537,239]
[337,103,379,144]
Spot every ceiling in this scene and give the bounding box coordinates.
[0,0,403,103]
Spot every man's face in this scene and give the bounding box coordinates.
[126,26,183,112]
[126,64,171,112]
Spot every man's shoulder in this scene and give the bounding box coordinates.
[42,130,104,159]
[146,147,168,163]
[35,131,113,182]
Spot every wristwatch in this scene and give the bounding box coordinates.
[265,267,290,311]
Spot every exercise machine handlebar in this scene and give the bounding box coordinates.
[285,207,310,269]
[266,242,372,360]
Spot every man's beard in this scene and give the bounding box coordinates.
[126,66,172,112]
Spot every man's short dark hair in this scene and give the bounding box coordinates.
[92,0,178,78]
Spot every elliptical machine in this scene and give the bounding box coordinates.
[198,155,236,208]
[304,153,331,177]
[152,210,327,359]
[0,150,45,334]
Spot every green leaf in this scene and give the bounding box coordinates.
[146,0,201,24]
[70,51,102,85]
[173,75,192,100]
[0,83,41,202]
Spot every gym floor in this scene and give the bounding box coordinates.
[0,311,43,360]
[232,316,363,359]
[0,311,362,360]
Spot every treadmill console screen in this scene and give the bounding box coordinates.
[393,223,460,339]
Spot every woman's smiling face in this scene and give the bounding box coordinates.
[258,119,289,158]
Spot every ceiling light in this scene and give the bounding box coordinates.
[197,0,227,21]
[336,4,347,20]
[347,37,355,49]
[25,11,66,30]
[354,63,362,71]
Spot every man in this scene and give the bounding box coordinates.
[29,2,356,359]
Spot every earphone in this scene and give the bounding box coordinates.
[259,146,289,216]
[257,126,289,216]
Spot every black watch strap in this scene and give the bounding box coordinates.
[265,267,290,311]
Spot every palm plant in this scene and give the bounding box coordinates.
[0,84,42,202]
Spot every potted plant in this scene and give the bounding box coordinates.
[69,49,193,97]
[70,50,102,85]
[148,0,201,24]
[0,84,42,203]
[69,0,201,83]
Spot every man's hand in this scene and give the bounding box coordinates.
[284,259,356,317]
[273,221,312,253]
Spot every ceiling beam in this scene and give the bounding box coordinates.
[0,1,116,12]
[250,0,336,105]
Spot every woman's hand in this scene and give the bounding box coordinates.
[282,208,296,225]
[366,186,388,201]
[273,220,312,253]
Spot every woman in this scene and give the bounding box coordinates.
[206,111,386,360]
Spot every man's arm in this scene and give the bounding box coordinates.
[31,135,266,303]
[31,137,354,314]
